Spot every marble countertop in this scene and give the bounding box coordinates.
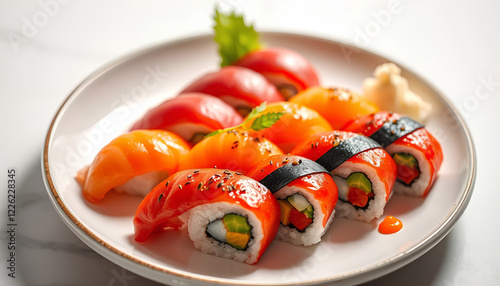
[1,1,498,285]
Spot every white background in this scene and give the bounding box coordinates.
[1,0,499,285]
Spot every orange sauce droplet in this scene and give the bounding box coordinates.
[378,216,403,234]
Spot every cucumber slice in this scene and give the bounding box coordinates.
[301,205,313,219]
[346,172,372,194]
[393,153,418,168]
[287,193,310,212]
[223,214,252,234]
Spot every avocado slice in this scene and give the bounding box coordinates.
[223,214,252,234]
[346,172,372,194]
[393,153,418,168]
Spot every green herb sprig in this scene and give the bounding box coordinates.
[205,102,284,138]
[213,8,263,67]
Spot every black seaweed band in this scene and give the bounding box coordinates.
[259,158,329,193]
[369,116,424,148]
[315,135,381,172]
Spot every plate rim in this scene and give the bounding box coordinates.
[42,32,477,286]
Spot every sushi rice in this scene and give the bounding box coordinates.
[187,202,264,264]
[331,160,390,222]
[386,143,431,197]
[274,185,334,246]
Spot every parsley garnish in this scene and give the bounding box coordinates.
[205,103,284,138]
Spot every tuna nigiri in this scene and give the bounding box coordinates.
[179,66,284,116]
[247,155,338,246]
[233,47,320,99]
[76,130,190,203]
[212,10,320,100]
[133,168,280,264]
[289,86,380,130]
[131,93,243,145]
[243,102,332,153]
[180,129,283,175]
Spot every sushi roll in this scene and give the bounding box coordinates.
[233,47,320,99]
[179,128,283,175]
[289,86,380,130]
[342,111,443,197]
[76,130,190,203]
[130,93,243,145]
[244,102,332,153]
[291,131,396,222]
[179,66,284,116]
[247,155,338,246]
[133,169,280,265]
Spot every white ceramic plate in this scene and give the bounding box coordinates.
[42,33,475,286]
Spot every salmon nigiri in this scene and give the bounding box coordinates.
[76,130,190,203]
[289,86,379,130]
[243,102,332,153]
[179,129,283,175]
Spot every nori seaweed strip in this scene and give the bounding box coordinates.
[369,117,424,148]
[316,135,381,172]
[259,158,329,193]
